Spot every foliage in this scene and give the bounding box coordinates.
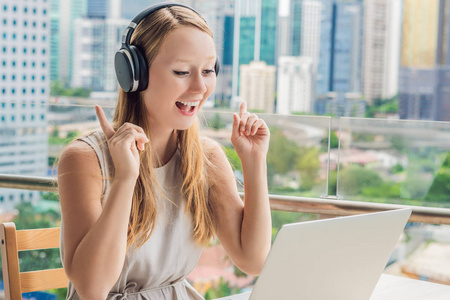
[295,147,321,190]
[320,131,339,150]
[41,192,60,202]
[204,277,240,300]
[390,163,404,174]
[424,153,450,202]
[210,113,226,131]
[50,80,91,98]
[338,166,383,196]
[234,265,247,277]
[365,96,398,118]
[267,128,300,175]
[224,146,242,172]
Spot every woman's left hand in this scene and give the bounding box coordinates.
[231,101,270,161]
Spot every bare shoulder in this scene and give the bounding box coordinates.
[200,136,223,160]
[58,140,101,178]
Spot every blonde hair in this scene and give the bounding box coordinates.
[114,6,215,248]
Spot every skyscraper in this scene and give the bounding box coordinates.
[362,0,402,103]
[239,61,276,113]
[277,56,314,114]
[331,1,363,93]
[0,0,50,212]
[399,0,450,121]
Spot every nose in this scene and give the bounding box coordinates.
[189,72,207,94]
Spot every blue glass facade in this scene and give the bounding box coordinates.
[316,0,334,95]
[260,0,277,65]
[290,0,302,56]
[316,0,363,96]
[223,16,234,66]
[87,0,107,19]
[331,2,362,93]
[239,16,255,66]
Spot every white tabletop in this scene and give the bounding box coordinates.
[370,274,450,300]
[214,274,450,300]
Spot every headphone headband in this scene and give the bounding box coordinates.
[122,2,202,46]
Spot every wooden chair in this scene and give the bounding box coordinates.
[0,222,68,299]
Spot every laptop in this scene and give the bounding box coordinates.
[214,208,412,300]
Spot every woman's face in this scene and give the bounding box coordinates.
[142,26,217,132]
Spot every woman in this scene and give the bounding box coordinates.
[58,3,271,299]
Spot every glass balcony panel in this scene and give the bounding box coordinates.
[336,117,450,208]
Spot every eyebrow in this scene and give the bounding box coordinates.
[174,56,216,63]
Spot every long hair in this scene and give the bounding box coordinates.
[113,6,215,248]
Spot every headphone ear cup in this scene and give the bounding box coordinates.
[114,49,135,92]
[129,45,149,92]
[214,57,220,76]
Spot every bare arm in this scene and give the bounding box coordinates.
[59,106,149,299]
[206,101,271,275]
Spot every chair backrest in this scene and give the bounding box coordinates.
[0,222,68,299]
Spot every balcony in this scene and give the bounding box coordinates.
[1,102,450,298]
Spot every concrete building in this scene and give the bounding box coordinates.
[71,18,128,92]
[239,61,276,113]
[301,0,322,73]
[277,56,314,114]
[0,0,50,212]
[399,0,450,121]
[362,0,402,103]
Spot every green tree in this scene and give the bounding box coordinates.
[210,113,226,131]
[339,166,383,196]
[267,128,300,175]
[295,147,321,190]
[224,146,242,172]
[424,153,450,203]
[204,277,240,300]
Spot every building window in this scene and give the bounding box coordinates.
[41,114,44,120]
[23,48,27,53]
[3,5,6,11]
[31,114,35,121]
[23,34,27,40]
[3,19,6,25]
[22,88,26,94]
[22,115,25,121]
[32,48,35,54]
[42,35,46,41]
[31,75,35,81]
[12,61,15,67]
[23,61,27,67]
[41,75,45,80]
[24,20,27,26]
[32,35,36,40]
[13,20,16,26]
[32,61,35,67]
[12,33,16,39]
[23,75,26,80]
[41,88,45,94]
[1,88,5,94]
[12,75,15,80]
[2,47,5,52]
[31,88,35,94]
[43,9,47,15]
[32,21,36,27]
[2,33,6,39]
[12,47,16,53]
[24,7,28,13]
[43,22,46,28]
[13,6,16,12]
[11,88,15,94]
[33,8,37,14]
[42,48,46,54]
[1,74,5,80]
[11,116,15,122]
[42,62,45,68]
[2,61,5,66]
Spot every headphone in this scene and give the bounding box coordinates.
[114,2,220,93]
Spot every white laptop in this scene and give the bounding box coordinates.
[214,208,412,300]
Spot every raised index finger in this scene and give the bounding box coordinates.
[239,101,247,116]
[95,105,115,139]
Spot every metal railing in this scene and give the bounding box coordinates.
[1,174,450,225]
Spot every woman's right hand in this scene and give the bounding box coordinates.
[95,105,149,181]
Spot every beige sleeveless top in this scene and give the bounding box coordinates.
[60,130,204,299]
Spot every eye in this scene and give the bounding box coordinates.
[203,69,215,75]
[173,70,189,76]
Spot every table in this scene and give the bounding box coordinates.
[213,274,450,300]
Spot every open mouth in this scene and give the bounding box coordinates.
[175,101,200,114]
